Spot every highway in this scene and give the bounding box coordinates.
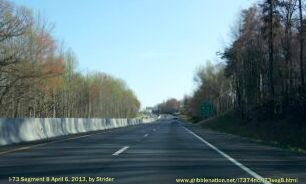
[0,119,306,184]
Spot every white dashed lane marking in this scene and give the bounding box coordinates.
[112,146,130,156]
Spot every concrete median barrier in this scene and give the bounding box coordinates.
[0,118,155,146]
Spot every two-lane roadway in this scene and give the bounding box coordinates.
[0,119,306,183]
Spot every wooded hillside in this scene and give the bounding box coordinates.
[0,0,140,118]
[183,0,305,121]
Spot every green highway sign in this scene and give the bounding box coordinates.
[201,102,213,117]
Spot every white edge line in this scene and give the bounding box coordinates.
[182,126,271,184]
[112,146,129,156]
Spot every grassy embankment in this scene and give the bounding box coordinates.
[183,111,306,153]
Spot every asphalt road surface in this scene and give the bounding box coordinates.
[0,119,306,184]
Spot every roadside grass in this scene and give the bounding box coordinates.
[189,112,306,153]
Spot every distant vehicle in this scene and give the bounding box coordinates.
[157,114,178,120]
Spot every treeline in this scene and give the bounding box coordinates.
[183,0,305,120]
[155,98,180,114]
[0,0,140,118]
[182,62,232,120]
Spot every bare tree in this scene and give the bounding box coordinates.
[298,0,304,93]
